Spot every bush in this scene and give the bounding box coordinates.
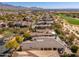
[55,29,60,34]
[71,45,78,53]
[61,52,69,57]
[15,36,24,43]
[23,33,31,38]
[69,54,76,57]
[61,52,77,57]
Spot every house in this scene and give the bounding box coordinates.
[0,22,7,28]
[21,31,66,51]
[21,30,67,52]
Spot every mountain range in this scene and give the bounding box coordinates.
[0,2,79,11]
[0,3,44,11]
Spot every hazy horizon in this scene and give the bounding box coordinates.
[1,2,79,9]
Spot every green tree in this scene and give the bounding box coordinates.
[5,38,20,49]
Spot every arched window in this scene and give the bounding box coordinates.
[48,48,52,50]
[41,48,43,50]
[44,48,48,50]
[53,48,57,50]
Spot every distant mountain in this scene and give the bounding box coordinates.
[1,2,79,12]
[0,3,27,10]
[29,7,44,10]
[0,3,44,11]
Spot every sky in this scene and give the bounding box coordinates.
[2,2,79,9]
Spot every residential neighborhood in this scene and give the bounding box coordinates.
[0,2,79,57]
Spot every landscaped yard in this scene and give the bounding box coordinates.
[58,14,79,25]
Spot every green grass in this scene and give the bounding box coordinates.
[58,14,79,25]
